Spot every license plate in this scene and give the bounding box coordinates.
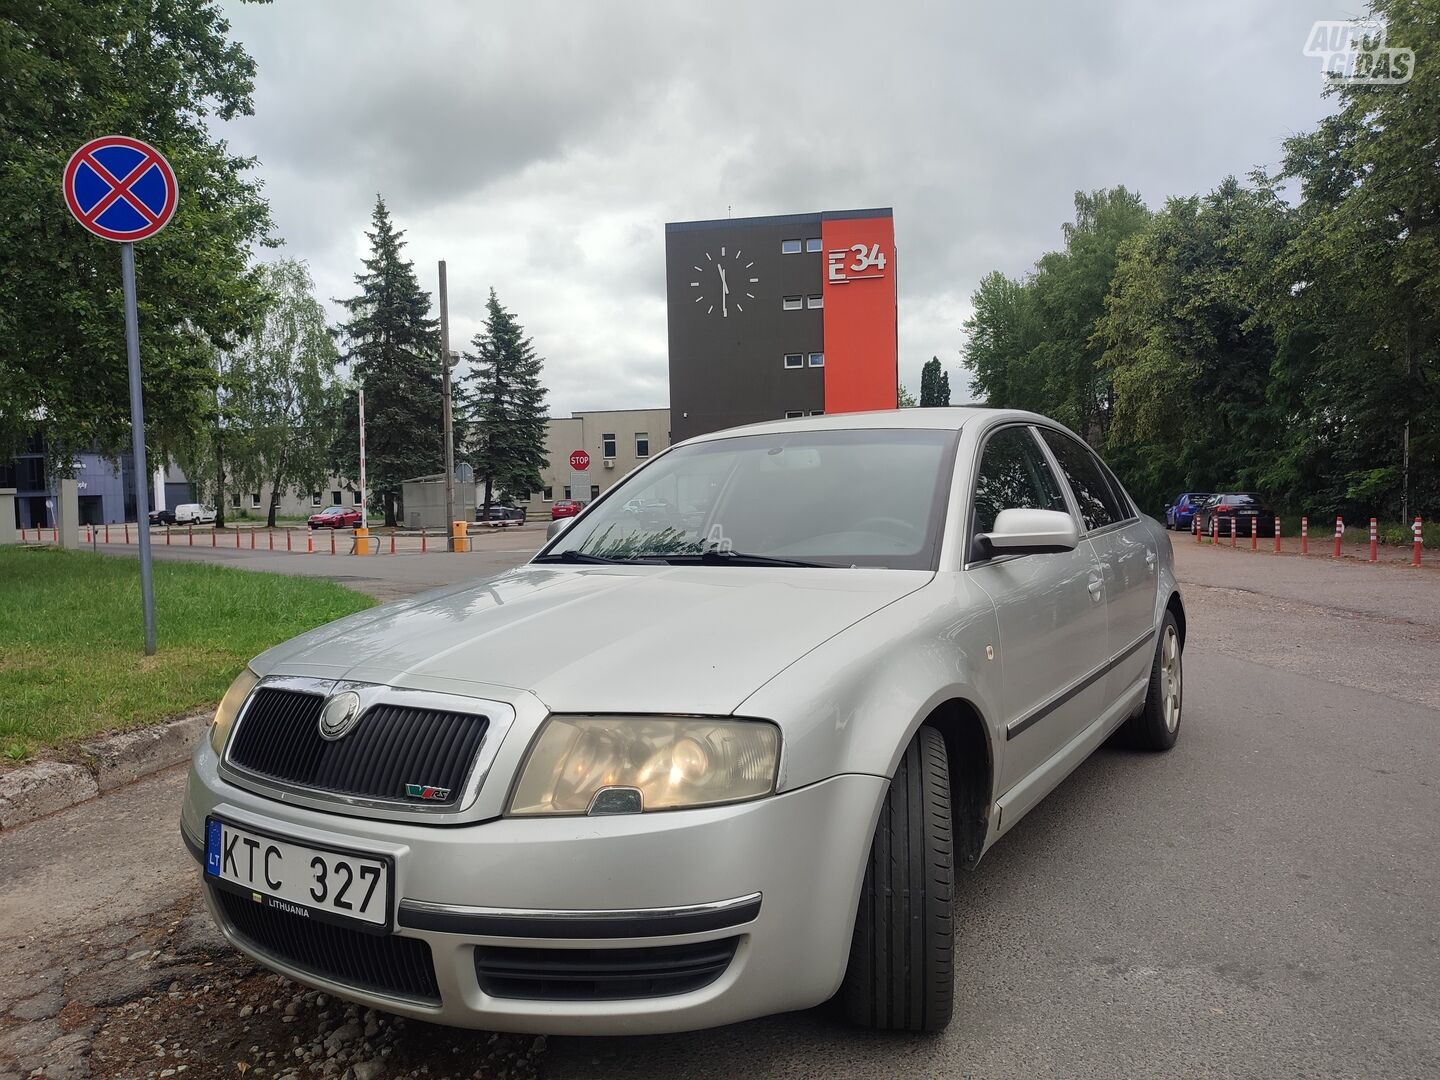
[205,818,391,929]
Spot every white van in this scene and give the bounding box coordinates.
[173,503,217,524]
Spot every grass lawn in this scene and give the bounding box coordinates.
[0,547,375,762]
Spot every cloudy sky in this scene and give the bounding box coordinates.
[218,0,1357,416]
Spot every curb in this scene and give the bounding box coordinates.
[0,710,210,830]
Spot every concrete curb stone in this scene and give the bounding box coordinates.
[0,710,209,831]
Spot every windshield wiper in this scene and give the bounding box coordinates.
[662,549,830,568]
[533,549,623,564]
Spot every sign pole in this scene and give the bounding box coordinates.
[358,388,367,531]
[438,260,456,550]
[120,242,157,655]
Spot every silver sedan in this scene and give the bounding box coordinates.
[181,408,1185,1035]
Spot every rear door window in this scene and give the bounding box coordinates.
[1039,430,1126,532]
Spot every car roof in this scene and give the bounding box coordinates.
[680,406,1066,446]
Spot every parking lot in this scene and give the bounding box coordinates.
[2,540,1437,1079]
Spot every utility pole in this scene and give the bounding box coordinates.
[438,260,456,551]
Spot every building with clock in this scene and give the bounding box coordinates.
[665,207,898,441]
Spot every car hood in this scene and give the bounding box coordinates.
[252,564,931,715]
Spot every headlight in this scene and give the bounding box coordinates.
[209,667,260,754]
[508,716,780,816]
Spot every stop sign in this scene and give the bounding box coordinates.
[570,450,591,471]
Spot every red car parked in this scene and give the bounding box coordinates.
[550,500,580,521]
[308,505,362,529]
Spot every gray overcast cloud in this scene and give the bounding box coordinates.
[220,0,1350,416]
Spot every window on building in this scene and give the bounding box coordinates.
[563,486,571,499]
[782,296,802,311]
[352,489,363,505]
[230,493,241,509]
[808,352,825,367]
[311,492,322,507]
[250,492,261,509]
[784,353,803,369]
[807,294,823,308]
[805,238,822,253]
[331,490,342,505]
[781,239,802,254]
[591,484,600,500]
[543,486,553,502]
[785,410,805,419]
[602,433,617,458]
[635,433,650,458]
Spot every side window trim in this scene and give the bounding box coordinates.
[1029,424,1088,535]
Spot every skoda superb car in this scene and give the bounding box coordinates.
[182,409,1186,1036]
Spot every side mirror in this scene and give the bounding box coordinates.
[546,517,575,541]
[974,508,1079,560]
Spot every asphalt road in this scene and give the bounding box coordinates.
[2,539,1436,1079]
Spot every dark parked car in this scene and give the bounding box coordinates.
[550,500,581,521]
[307,505,363,529]
[1194,492,1275,538]
[148,508,177,526]
[1164,492,1211,531]
[476,505,526,526]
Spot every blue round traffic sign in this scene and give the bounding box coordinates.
[63,135,178,242]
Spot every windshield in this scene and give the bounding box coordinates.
[543,427,959,570]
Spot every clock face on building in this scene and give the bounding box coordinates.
[688,245,758,318]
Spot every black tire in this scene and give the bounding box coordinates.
[841,725,955,1032]
[1121,611,1183,751]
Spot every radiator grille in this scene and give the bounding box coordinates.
[215,886,440,1004]
[227,687,487,806]
[474,939,738,1000]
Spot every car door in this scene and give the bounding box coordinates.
[1037,429,1158,708]
[964,424,1111,802]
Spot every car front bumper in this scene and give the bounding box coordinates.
[181,742,885,1035]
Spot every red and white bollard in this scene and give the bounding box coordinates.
[421,529,428,554]
[211,528,216,547]
[1332,516,1344,558]
[1251,520,1259,551]
[249,530,256,550]
[1273,517,1282,553]
[1368,517,1378,563]
[306,531,313,554]
[1229,517,1237,547]
[330,531,337,556]
[1301,516,1309,555]
[1194,516,1201,544]
[188,524,194,546]
[390,533,396,555]
[1412,517,1424,567]
[286,530,292,552]
[235,529,241,549]
[1210,516,1218,545]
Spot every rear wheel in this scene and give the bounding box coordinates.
[1121,611,1183,750]
[841,725,955,1032]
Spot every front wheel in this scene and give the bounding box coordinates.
[841,725,954,1032]
[1121,611,1183,750]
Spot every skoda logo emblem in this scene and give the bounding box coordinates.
[318,691,363,741]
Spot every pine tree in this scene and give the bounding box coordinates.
[465,289,549,517]
[920,357,947,407]
[333,197,444,526]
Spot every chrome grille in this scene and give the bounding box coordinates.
[227,686,488,806]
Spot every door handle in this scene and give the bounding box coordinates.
[1087,577,1104,601]
[1145,549,1157,573]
